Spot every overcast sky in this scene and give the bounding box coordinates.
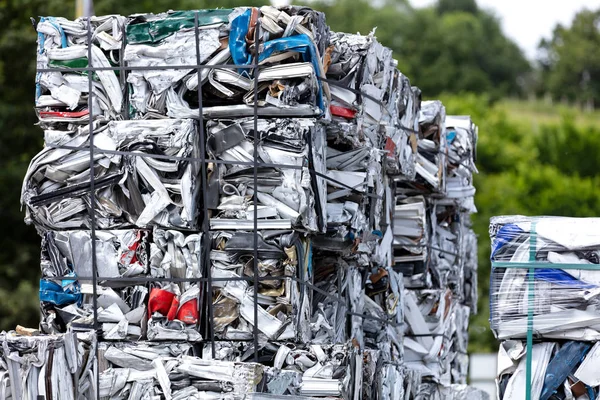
[410,0,600,59]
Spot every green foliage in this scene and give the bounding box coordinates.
[441,94,600,352]
[539,9,600,106]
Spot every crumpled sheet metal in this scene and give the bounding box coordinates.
[265,343,361,399]
[444,116,478,213]
[210,231,311,343]
[363,267,405,363]
[0,330,97,400]
[22,119,200,230]
[490,216,600,341]
[403,289,456,387]
[207,118,326,233]
[35,15,126,126]
[319,30,400,257]
[35,7,331,124]
[99,344,264,399]
[414,383,490,400]
[126,6,329,120]
[38,228,203,341]
[385,74,421,180]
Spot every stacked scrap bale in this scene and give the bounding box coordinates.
[490,216,600,400]
[392,101,481,396]
[5,5,487,400]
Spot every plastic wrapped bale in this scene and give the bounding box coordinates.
[444,116,478,213]
[38,229,149,339]
[35,16,126,126]
[206,118,326,233]
[209,231,311,343]
[496,340,598,400]
[22,119,200,230]
[125,6,329,120]
[490,216,600,341]
[0,330,97,400]
[99,349,264,399]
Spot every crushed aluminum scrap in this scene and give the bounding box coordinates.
[0,330,98,400]
[11,5,483,400]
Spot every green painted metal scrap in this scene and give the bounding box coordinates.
[126,9,233,44]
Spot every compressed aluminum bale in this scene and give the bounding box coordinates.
[35,16,126,126]
[392,196,429,288]
[98,348,264,399]
[22,119,200,230]
[263,343,362,399]
[206,118,326,233]
[38,229,149,339]
[38,229,203,341]
[209,231,311,343]
[0,330,97,400]
[126,6,330,120]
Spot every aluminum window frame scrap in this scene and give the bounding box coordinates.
[490,216,600,400]
[17,5,485,400]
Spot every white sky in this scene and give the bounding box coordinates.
[410,0,600,59]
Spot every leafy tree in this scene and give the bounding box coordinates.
[436,0,478,15]
[539,9,600,107]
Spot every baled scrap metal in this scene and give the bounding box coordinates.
[38,229,149,339]
[0,330,97,400]
[206,118,326,233]
[22,6,487,400]
[22,119,201,230]
[489,216,600,400]
[126,6,329,120]
[37,228,203,341]
[35,16,126,125]
[99,347,265,399]
[392,196,429,288]
[266,343,362,399]
[363,267,405,363]
[319,30,396,255]
[403,289,455,386]
[209,230,311,343]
